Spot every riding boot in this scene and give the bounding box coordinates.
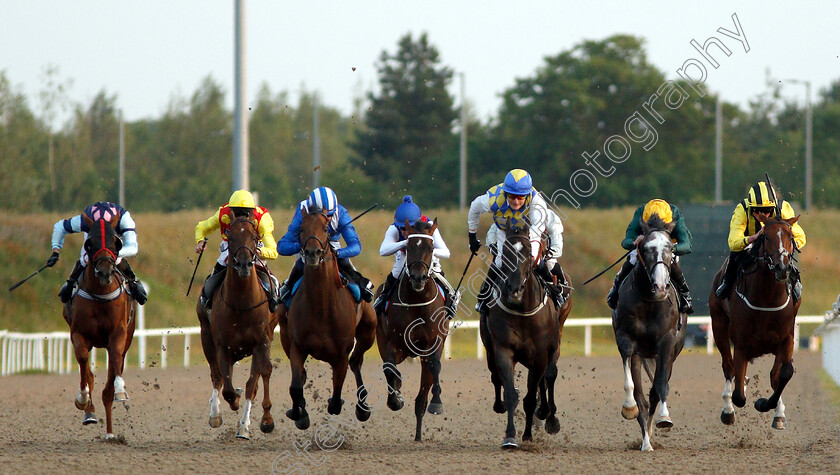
[265,273,279,313]
[607,259,634,310]
[789,266,802,303]
[433,271,460,318]
[670,262,694,314]
[374,273,399,314]
[117,260,148,305]
[715,251,742,299]
[338,258,374,302]
[475,266,501,314]
[536,262,564,307]
[200,263,227,309]
[59,260,85,303]
[278,260,304,303]
[551,264,568,287]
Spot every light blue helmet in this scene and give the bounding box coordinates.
[502,169,533,195]
[307,186,338,216]
[394,195,422,228]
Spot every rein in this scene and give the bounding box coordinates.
[494,234,548,317]
[392,233,438,307]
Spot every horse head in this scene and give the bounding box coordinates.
[226,216,259,278]
[404,218,437,292]
[83,213,122,286]
[299,206,331,267]
[754,213,799,282]
[501,217,533,304]
[638,214,676,301]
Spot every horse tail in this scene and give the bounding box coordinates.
[642,358,656,381]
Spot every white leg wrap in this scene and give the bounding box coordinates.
[77,386,90,406]
[775,396,786,419]
[641,431,653,452]
[114,376,126,394]
[209,389,221,418]
[722,379,734,414]
[623,359,636,409]
[239,399,253,428]
[658,401,670,419]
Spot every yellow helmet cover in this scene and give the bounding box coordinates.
[229,189,256,208]
[642,199,673,223]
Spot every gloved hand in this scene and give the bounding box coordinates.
[469,232,481,254]
[46,251,60,267]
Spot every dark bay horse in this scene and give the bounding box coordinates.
[374,219,449,441]
[279,207,377,430]
[196,216,276,440]
[63,213,136,440]
[709,214,801,430]
[612,214,686,452]
[480,220,572,449]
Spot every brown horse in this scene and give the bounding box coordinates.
[374,218,449,441]
[480,220,572,449]
[709,214,801,429]
[196,216,276,440]
[613,215,687,452]
[63,213,136,440]
[279,207,377,429]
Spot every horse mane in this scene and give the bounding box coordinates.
[412,220,434,233]
[645,214,669,233]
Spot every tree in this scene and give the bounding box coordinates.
[351,32,457,206]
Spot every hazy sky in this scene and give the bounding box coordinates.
[2,0,838,125]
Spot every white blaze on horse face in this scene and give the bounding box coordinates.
[512,242,523,253]
[209,389,221,418]
[646,233,670,290]
[622,359,636,410]
[721,379,735,415]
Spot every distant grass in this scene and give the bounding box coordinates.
[820,371,840,412]
[3,207,838,340]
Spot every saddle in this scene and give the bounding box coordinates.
[283,270,361,308]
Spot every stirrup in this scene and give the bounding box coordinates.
[59,280,76,303]
[278,281,291,301]
[129,280,148,305]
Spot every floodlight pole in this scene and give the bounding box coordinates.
[233,0,249,191]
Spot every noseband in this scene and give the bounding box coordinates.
[228,218,260,269]
[636,230,673,287]
[406,233,434,279]
[754,222,795,272]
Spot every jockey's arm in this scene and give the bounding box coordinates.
[727,205,750,252]
[256,212,279,260]
[432,228,450,259]
[546,210,564,259]
[467,193,491,234]
[277,208,304,256]
[335,208,361,259]
[527,193,550,259]
[195,208,222,244]
[621,206,645,250]
[781,201,807,249]
[379,225,405,257]
[51,214,83,252]
[117,211,139,259]
[671,208,693,256]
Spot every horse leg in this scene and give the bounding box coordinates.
[521,364,544,442]
[495,349,519,449]
[383,357,405,412]
[653,337,675,429]
[711,296,736,425]
[480,314,504,414]
[616,334,639,420]
[236,355,262,440]
[732,348,749,409]
[72,335,98,425]
[542,359,561,434]
[103,334,128,440]
[199,309,224,428]
[350,304,377,422]
[630,354,653,452]
[328,356,349,416]
[257,347,275,434]
[217,349,239,411]
[756,340,795,424]
[427,350,444,415]
[286,344,310,430]
[414,358,434,441]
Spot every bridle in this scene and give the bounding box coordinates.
[228,217,260,271]
[405,233,434,281]
[635,229,674,288]
[300,212,333,265]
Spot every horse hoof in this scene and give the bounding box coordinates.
[114,391,129,403]
[535,406,549,421]
[720,411,735,425]
[655,416,673,429]
[328,397,344,415]
[295,414,310,430]
[641,443,654,452]
[772,416,786,430]
[427,402,444,415]
[75,399,88,411]
[260,420,275,433]
[621,405,639,420]
[733,394,746,408]
[285,409,297,421]
[104,433,116,441]
[83,413,98,425]
[356,403,372,422]
[209,416,223,428]
[387,394,405,411]
[501,437,518,449]
[545,416,561,434]
[493,401,505,414]
[754,398,772,413]
[522,433,533,442]
[236,426,251,440]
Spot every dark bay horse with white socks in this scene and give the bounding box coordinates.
[480,220,572,449]
[374,219,449,441]
[63,213,136,440]
[279,207,377,430]
[709,214,801,429]
[613,214,686,452]
[197,216,276,440]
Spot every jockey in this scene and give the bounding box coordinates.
[47,201,147,305]
[715,181,806,302]
[468,169,566,312]
[373,195,459,314]
[194,189,280,312]
[276,186,375,304]
[606,199,694,314]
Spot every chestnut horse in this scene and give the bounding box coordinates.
[279,207,377,430]
[480,220,572,449]
[63,213,136,440]
[612,215,687,452]
[374,218,449,441]
[709,214,801,429]
[196,216,276,440]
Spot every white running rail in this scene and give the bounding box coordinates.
[0,312,826,376]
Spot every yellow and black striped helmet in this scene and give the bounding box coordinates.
[747,181,778,212]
